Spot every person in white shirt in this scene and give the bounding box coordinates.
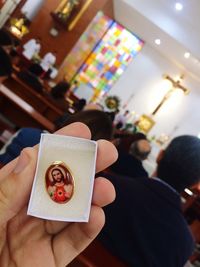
[114,110,130,129]
[40,52,56,72]
[22,38,41,60]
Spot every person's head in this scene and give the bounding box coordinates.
[0,29,13,49]
[129,139,151,160]
[51,81,70,99]
[156,135,200,193]
[36,37,41,43]
[116,132,147,153]
[124,110,129,116]
[51,168,64,183]
[60,110,114,141]
[52,50,57,56]
[23,17,31,26]
[115,121,123,130]
[83,103,104,111]
[74,98,87,111]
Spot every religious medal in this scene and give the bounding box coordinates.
[45,161,74,204]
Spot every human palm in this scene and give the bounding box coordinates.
[0,123,117,267]
[5,211,57,267]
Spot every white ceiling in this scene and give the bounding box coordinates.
[113,0,200,81]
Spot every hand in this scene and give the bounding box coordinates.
[0,122,118,267]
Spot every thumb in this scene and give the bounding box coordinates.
[0,147,37,226]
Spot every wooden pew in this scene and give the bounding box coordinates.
[0,84,55,132]
[3,74,64,122]
[68,240,127,267]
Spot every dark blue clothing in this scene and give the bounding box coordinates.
[110,151,148,178]
[98,174,194,267]
[0,128,43,164]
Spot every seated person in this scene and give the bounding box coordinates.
[105,111,116,122]
[73,98,87,112]
[51,81,70,99]
[10,38,20,56]
[0,30,13,77]
[114,110,129,129]
[40,51,56,72]
[28,63,44,77]
[53,98,87,124]
[0,46,12,81]
[98,135,200,267]
[114,132,147,153]
[22,38,41,60]
[17,70,44,93]
[110,139,151,178]
[41,81,71,112]
[0,29,13,51]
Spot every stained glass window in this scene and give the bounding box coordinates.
[75,21,144,97]
[63,11,113,81]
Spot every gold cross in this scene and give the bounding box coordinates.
[151,74,190,116]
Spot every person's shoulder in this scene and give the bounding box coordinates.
[142,177,182,205]
[105,174,175,199]
[103,172,149,191]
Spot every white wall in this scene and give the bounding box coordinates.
[108,43,200,139]
[0,0,21,28]
[21,0,45,21]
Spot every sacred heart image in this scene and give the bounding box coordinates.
[45,161,74,204]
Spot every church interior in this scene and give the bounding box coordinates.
[0,1,200,266]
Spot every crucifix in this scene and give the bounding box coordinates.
[136,74,190,133]
[151,74,190,116]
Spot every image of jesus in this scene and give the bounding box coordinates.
[46,164,73,204]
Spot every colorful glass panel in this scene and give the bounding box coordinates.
[62,11,113,81]
[75,21,144,95]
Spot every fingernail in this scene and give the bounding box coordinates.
[14,150,30,174]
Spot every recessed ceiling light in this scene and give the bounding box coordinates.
[184,52,190,59]
[175,2,183,11]
[155,39,161,45]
